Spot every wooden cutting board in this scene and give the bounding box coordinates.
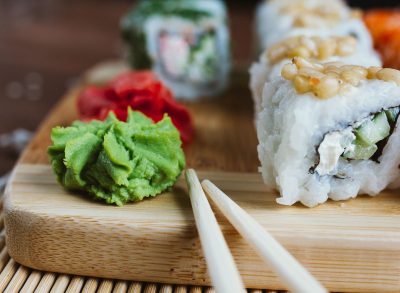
[4,69,400,292]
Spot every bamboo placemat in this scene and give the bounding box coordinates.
[0,196,288,293]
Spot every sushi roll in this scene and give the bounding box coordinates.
[121,0,230,100]
[250,35,381,114]
[255,0,372,52]
[257,57,400,207]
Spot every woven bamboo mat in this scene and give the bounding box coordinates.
[0,195,287,293]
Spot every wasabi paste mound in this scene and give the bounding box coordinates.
[48,109,185,205]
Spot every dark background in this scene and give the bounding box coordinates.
[348,0,399,7]
[0,0,399,175]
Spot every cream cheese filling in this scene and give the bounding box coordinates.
[316,128,355,176]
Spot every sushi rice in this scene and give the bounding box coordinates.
[257,60,400,207]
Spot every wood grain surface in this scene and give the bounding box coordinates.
[4,68,400,292]
[5,164,400,292]
[0,199,282,293]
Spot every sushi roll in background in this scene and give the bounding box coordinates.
[250,35,382,114]
[256,58,400,207]
[121,0,230,100]
[255,0,373,52]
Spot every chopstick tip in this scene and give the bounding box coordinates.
[201,179,211,186]
[185,168,195,177]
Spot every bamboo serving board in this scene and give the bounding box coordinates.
[4,69,400,292]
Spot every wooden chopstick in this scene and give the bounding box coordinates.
[202,179,327,293]
[185,169,245,293]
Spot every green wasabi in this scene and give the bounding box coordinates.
[48,109,185,206]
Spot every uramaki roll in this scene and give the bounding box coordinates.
[121,0,230,100]
[255,0,372,52]
[256,58,400,207]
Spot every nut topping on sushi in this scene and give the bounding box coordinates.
[375,68,400,85]
[267,36,357,64]
[280,3,343,27]
[282,57,400,98]
[350,8,363,20]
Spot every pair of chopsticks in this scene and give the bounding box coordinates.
[185,169,327,293]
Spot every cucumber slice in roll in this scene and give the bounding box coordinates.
[343,143,378,160]
[354,112,390,146]
[385,107,400,123]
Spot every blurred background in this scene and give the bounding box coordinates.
[0,0,399,176]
